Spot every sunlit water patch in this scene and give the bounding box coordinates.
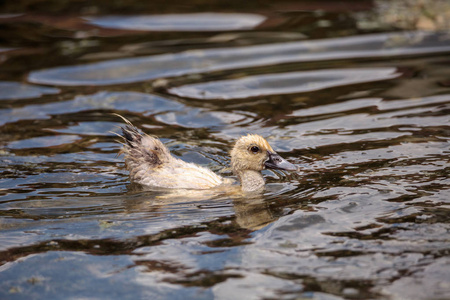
[86,13,266,31]
[46,121,123,135]
[0,47,17,53]
[260,94,450,151]
[289,94,450,117]
[0,195,234,251]
[0,91,184,126]
[0,251,213,299]
[156,109,255,128]
[6,135,80,149]
[27,31,450,86]
[0,81,60,100]
[168,68,399,99]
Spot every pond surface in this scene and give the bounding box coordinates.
[0,1,449,299]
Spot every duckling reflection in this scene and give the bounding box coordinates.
[116,115,296,193]
[232,196,276,230]
[121,187,277,231]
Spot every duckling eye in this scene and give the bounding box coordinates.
[250,146,260,154]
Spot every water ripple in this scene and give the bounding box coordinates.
[0,81,60,100]
[0,91,184,126]
[28,31,450,86]
[86,13,266,31]
[1,6,450,299]
[169,68,399,99]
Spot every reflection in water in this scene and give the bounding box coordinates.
[232,197,275,230]
[1,2,450,300]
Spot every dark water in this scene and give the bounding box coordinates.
[1,1,449,299]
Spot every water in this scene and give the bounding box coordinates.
[1,1,449,299]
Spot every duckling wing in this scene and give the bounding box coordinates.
[134,159,227,189]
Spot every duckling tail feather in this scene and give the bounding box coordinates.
[121,124,142,148]
[117,122,173,179]
[119,125,165,166]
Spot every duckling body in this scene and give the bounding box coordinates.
[118,118,296,192]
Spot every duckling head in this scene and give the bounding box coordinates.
[230,134,297,173]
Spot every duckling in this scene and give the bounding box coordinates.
[230,134,297,192]
[117,117,296,192]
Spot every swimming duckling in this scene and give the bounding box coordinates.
[117,118,296,192]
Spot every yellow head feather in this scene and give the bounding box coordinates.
[230,134,275,172]
[235,134,274,152]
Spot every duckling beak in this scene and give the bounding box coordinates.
[265,151,297,171]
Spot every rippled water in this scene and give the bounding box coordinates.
[1,1,449,299]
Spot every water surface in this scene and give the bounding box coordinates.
[0,1,449,299]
